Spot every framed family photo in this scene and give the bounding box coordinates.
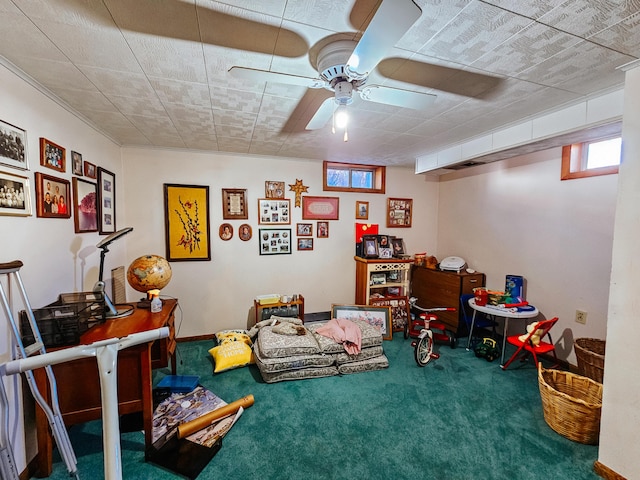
[84,161,97,179]
[97,167,116,234]
[297,238,313,251]
[296,223,312,236]
[164,183,211,261]
[0,119,28,170]
[355,200,368,220]
[40,137,65,173]
[317,221,329,238]
[0,170,31,216]
[387,197,413,227]
[239,224,252,241]
[71,151,83,175]
[265,181,285,199]
[259,228,291,255]
[35,172,71,218]
[258,198,290,225]
[330,304,393,341]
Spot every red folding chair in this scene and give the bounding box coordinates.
[501,317,559,370]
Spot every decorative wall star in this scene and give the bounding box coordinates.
[288,179,309,207]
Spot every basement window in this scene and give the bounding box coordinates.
[323,161,385,193]
[561,137,621,180]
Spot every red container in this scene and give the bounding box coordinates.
[474,288,488,306]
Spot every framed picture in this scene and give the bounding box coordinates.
[222,188,248,220]
[71,151,83,175]
[330,304,392,341]
[370,273,386,285]
[387,197,412,227]
[84,161,97,179]
[296,223,312,236]
[72,177,98,232]
[0,119,28,170]
[391,237,406,257]
[35,172,71,218]
[265,181,285,199]
[302,196,339,220]
[258,198,290,225]
[362,235,378,258]
[40,137,66,173]
[379,248,393,259]
[258,228,291,255]
[0,170,31,216]
[355,200,368,220]
[297,238,313,251]
[239,224,252,241]
[97,167,116,235]
[219,223,233,240]
[317,221,329,238]
[164,184,211,261]
[369,296,411,332]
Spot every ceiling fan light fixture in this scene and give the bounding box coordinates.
[335,105,349,129]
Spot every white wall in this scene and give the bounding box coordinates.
[121,147,439,337]
[435,149,618,363]
[598,64,640,478]
[0,63,124,471]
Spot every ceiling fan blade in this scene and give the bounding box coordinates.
[306,97,337,130]
[281,89,334,133]
[228,67,325,88]
[345,0,422,80]
[377,58,505,99]
[359,85,436,110]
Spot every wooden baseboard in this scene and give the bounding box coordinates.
[594,460,627,480]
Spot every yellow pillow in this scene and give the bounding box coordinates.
[209,341,254,373]
[215,330,252,346]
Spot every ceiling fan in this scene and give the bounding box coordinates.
[229,0,436,134]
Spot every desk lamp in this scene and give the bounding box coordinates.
[94,227,135,319]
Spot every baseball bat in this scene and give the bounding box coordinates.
[177,394,254,439]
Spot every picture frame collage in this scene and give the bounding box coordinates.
[362,234,406,259]
[0,118,116,231]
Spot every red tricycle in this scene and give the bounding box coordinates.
[404,298,457,366]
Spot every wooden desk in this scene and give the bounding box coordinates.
[33,299,177,477]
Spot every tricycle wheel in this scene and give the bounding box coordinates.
[404,321,409,339]
[414,336,433,367]
[448,331,457,349]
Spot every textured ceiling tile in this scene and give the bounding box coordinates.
[149,78,211,107]
[214,124,254,141]
[126,114,178,137]
[0,12,68,62]
[80,67,156,97]
[419,1,533,64]
[8,57,95,91]
[183,137,219,151]
[108,94,166,117]
[538,0,640,39]
[144,134,187,149]
[52,88,118,113]
[589,13,640,57]
[399,0,469,51]
[212,109,257,130]
[471,22,581,76]
[480,0,558,19]
[215,137,251,153]
[210,88,262,114]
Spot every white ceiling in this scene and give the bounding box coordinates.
[0,0,637,168]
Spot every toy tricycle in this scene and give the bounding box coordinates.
[405,298,457,366]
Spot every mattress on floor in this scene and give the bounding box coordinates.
[258,365,339,384]
[256,324,321,358]
[254,341,334,373]
[337,354,389,375]
[333,345,384,365]
[307,319,383,354]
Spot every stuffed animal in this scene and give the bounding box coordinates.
[519,322,544,345]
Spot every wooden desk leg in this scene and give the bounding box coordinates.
[33,368,54,477]
[140,345,154,448]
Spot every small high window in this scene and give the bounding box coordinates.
[323,161,385,193]
[561,137,621,180]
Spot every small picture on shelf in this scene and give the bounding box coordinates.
[379,247,393,259]
[387,271,400,282]
[370,273,386,286]
[387,287,401,296]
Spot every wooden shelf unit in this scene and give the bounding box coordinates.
[354,256,413,305]
[254,295,304,325]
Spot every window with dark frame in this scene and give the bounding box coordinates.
[561,136,621,180]
[323,161,385,193]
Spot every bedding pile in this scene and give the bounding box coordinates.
[253,317,389,383]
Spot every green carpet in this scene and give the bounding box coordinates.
[45,335,599,479]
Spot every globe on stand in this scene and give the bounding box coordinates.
[127,255,172,307]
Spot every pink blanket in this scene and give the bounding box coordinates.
[315,318,362,355]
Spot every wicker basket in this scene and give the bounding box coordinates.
[574,338,605,383]
[538,364,602,445]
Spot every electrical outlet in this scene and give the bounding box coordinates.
[575,310,587,324]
